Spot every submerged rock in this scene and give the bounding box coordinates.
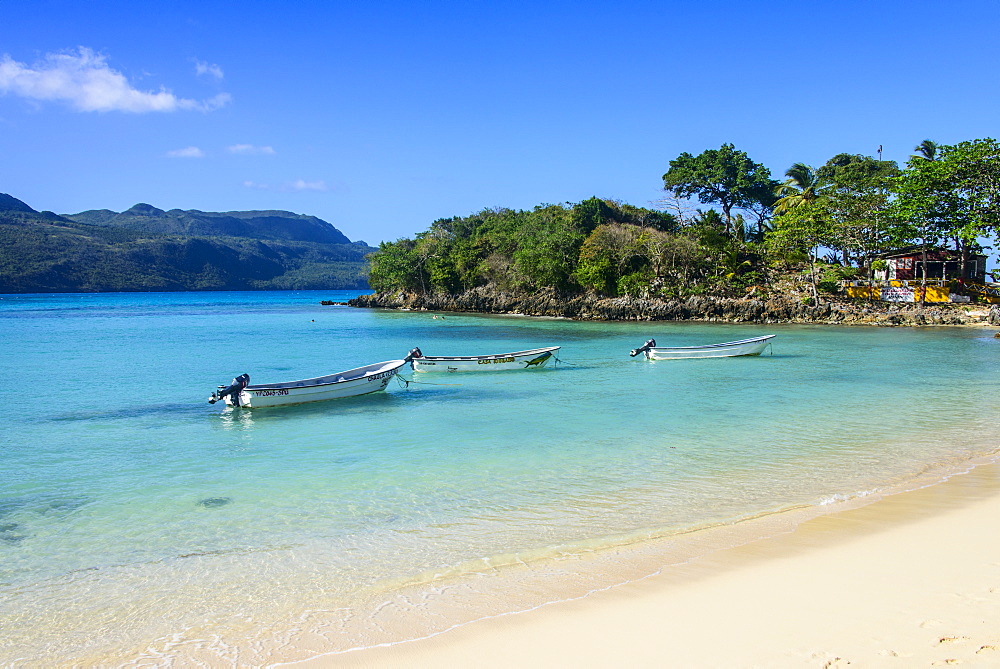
[198,497,232,508]
[0,522,26,544]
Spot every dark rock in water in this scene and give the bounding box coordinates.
[0,522,26,544]
[41,498,89,514]
[0,495,89,519]
[198,497,232,508]
[0,499,27,519]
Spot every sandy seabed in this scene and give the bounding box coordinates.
[282,460,1000,668]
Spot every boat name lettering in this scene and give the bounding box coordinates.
[478,357,515,365]
[254,389,289,397]
[367,370,395,382]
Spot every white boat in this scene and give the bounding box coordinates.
[408,346,560,372]
[208,359,409,408]
[630,335,775,360]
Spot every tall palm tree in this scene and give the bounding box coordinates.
[773,163,827,214]
[909,139,940,305]
[912,139,938,161]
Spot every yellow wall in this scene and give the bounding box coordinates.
[914,286,950,302]
[847,286,879,299]
[845,284,954,302]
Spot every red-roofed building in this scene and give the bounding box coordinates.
[874,246,987,283]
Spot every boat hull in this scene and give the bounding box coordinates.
[224,359,407,408]
[644,336,774,360]
[411,346,560,372]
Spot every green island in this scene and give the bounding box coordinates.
[0,195,374,292]
[4,139,999,326]
[354,139,1000,326]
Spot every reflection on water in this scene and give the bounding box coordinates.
[218,407,256,431]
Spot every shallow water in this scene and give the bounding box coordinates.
[1,291,998,664]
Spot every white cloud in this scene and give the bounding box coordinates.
[0,48,231,113]
[194,60,224,80]
[167,146,204,158]
[198,93,231,111]
[228,144,276,155]
[242,179,328,192]
[291,179,328,192]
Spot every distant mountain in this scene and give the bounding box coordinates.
[65,205,355,245]
[0,193,37,213]
[0,194,376,293]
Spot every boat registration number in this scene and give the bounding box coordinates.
[478,357,515,365]
[253,389,289,397]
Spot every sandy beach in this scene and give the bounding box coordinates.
[290,462,1000,668]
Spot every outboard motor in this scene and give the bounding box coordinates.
[209,373,250,405]
[404,347,423,365]
[629,339,656,358]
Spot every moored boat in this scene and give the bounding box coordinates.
[208,358,410,408]
[630,335,775,360]
[408,346,560,372]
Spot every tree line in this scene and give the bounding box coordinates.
[368,138,1000,302]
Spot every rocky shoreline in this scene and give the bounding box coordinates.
[349,288,1000,327]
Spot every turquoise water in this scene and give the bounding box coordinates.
[2,291,999,664]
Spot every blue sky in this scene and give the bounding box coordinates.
[1,1,998,245]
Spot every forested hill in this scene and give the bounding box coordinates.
[65,203,354,245]
[0,194,375,293]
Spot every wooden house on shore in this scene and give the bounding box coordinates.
[874,246,987,283]
[845,246,996,303]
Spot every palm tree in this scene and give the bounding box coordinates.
[909,139,939,305]
[773,163,827,214]
[911,139,938,161]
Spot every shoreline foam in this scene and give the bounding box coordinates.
[282,455,1000,667]
[260,457,1000,667]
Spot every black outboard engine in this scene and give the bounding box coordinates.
[404,347,423,365]
[629,339,656,357]
[209,373,250,405]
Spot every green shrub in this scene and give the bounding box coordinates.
[817,279,840,294]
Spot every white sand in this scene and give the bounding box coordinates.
[296,463,1000,668]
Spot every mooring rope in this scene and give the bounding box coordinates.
[395,375,462,388]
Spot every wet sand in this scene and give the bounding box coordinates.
[289,461,1000,668]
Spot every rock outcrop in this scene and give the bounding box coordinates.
[349,287,994,326]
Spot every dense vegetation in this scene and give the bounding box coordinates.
[369,139,1000,303]
[0,196,374,292]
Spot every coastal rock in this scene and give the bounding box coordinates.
[349,289,993,326]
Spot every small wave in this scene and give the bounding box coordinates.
[817,488,882,506]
